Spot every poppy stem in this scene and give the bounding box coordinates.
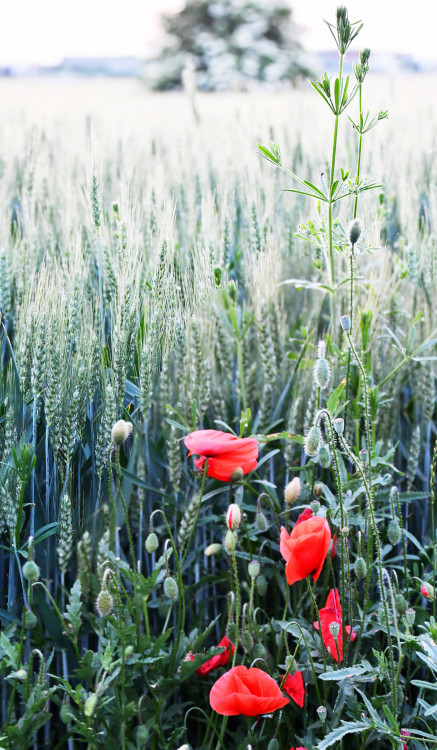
[230,541,241,667]
[181,459,209,568]
[306,577,327,675]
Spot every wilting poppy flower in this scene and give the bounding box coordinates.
[282,671,305,708]
[184,429,258,482]
[209,666,289,716]
[189,636,235,676]
[294,508,313,526]
[280,516,331,586]
[313,588,356,663]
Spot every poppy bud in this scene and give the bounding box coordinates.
[248,561,260,579]
[14,669,28,682]
[421,582,435,601]
[348,218,362,246]
[405,608,416,626]
[359,448,368,464]
[226,503,241,531]
[267,740,279,750]
[255,511,268,532]
[314,358,331,390]
[111,419,133,445]
[387,520,401,546]
[231,467,244,482]
[241,630,254,652]
[333,418,344,435]
[395,594,407,614]
[284,477,301,504]
[164,576,178,600]
[318,444,331,468]
[25,610,38,629]
[145,532,159,553]
[60,704,73,723]
[256,574,267,596]
[226,621,237,643]
[253,642,267,660]
[85,693,98,717]
[340,315,351,332]
[205,543,222,557]
[96,589,114,617]
[224,530,237,552]
[305,426,321,457]
[318,340,327,358]
[328,621,340,639]
[314,483,323,496]
[137,727,150,743]
[354,557,367,579]
[23,560,40,583]
[317,705,327,723]
[311,500,320,513]
[285,655,297,675]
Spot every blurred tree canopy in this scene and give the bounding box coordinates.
[147,0,313,91]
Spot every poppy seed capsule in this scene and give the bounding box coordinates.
[317,705,327,722]
[111,419,133,445]
[354,557,367,579]
[333,418,344,435]
[23,561,40,583]
[164,576,178,600]
[284,477,301,504]
[395,594,407,614]
[318,444,331,468]
[267,740,279,750]
[387,519,401,546]
[248,560,260,579]
[96,589,114,617]
[328,621,340,639]
[226,503,241,531]
[314,358,331,390]
[348,218,363,246]
[340,315,351,332]
[311,500,320,513]
[145,532,159,553]
[405,608,416,626]
[256,574,267,596]
[305,425,321,457]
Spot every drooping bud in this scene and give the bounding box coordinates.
[248,560,260,579]
[204,543,222,557]
[23,560,40,583]
[285,654,297,675]
[256,574,267,596]
[284,477,301,504]
[340,315,351,332]
[226,621,237,643]
[395,594,407,615]
[328,621,340,639]
[318,444,331,468]
[255,511,268,532]
[224,530,237,553]
[405,608,416,626]
[111,419,133,446]
[348,218,362,246]
[314,358,331,390]
[253,642,267,660]
[226,503,241,531]
[164,576,178,600]
[387,519,401,546]
[241,630,254,652]
[14,669,28,682]
[96,589,114,617]
[354,557,367,579]
[230,467,244,482]
[421,582,435,601]
[145,532,159,553]
[305,425,321,457]
[333,418,344,435]
[317,705,327,723]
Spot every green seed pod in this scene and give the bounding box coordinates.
[405,608,416,626]
[305,426,321,457]
[248,560,260,579]
[22,560,40,583]
[252,642,267,660]
[164,576,178,600]
[25,610,38,629]
[255,512,268,532]
[318,444,331,468]
[329,621,340,638]
[256,574,267,596]
[226,621,237,644]
[340,315,351,332]
[96,589,114,617]
[395,594,407,615]
[354,557,367,579]
[267,740,279,750]
[317,705,327,723]
[314,358,331,390]
[311,500,320,513]
[241,630,254,652]
[387,519,401,546]
[145,532,159,553]
[348,218,362,246]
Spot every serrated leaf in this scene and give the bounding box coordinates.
[319,665,370,680]
[317,721,370,749]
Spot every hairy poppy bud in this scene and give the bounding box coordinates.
[253,642,267,660]
[145,532,159,553]
[354,557,367,579]
[314,358,331,390]
[14,669,28,682]
[305,425,321,457]
[333,418,344,435]
[85,693,98,717]
[248,560,260,579]
[318,444,331,468]
[311,500,320,513]
[96,589,114,617]
[205,543,222,557]
[314,483,323,496]
[164,576,178,600]
[255,511,268,532]
[241,630,254,652]
[60,704,73,723]
[421,582,435,601]
[224,530,237,552]
[318,340,327,358]
[111,419,133,445]
[256,574,267,596]
[137,727,150,743]
[340,315,351,332]
[395,594,407,614]
[285,655,297,675]
[317,705,327,722]
[23,561,40,583]
[226,621,237,643]
[405,608,416,626]
[267,740,279,750]
[25,610,38,629]
[348,218,362,246]
[230,467,244,482]
[226,503,241,531]
[284,477,301,504]
[387,520,401,546]
[328,621,340,639]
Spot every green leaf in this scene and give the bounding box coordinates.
[319,665,370,680]
[317,721,370,749]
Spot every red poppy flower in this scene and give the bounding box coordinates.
[289,747,309,750]
[330,532,338,559]
[209,666,289,716]
[280,516,331,586]
[192,636,235,676]
[313,588,356,663]
[184,429,258,482]
[294,508,313,526]
[401,729,411,750]
[282,671,305,708]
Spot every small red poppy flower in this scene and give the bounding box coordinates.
[209,666,289,716]
[401,729,411,749]
[280,516,331,586]
[282,671,305,708]
[313,588,356,663]
[330,533,338,559]
[192,636,235,676]
[289,746,309,750]
[184,429,258,482]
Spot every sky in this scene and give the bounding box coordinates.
[0,0,436,66]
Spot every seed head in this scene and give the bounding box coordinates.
[248,560,260,579]
[305,425,321,457]
[311,500,320,513]
[340,315,351,332]
[328,621,340,639]
[348,218,362,246]
[145,532,159,553]
[317,705,327,722]
[226,503,241,531]
[405,608,416,626]
[96,589,114,617]
[164,576,178,600]
[111,419,133,445]
[23,561,40,583]
[333,418,344,435]
[284,477,301,504]
[314,358,331,390]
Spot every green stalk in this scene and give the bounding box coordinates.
[231,540,241,667]
[181,459,209,568]
[327,52,344,320]
[430,440,437,620]
[306,577,327,674]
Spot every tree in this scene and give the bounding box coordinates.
[146,0,313,91]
